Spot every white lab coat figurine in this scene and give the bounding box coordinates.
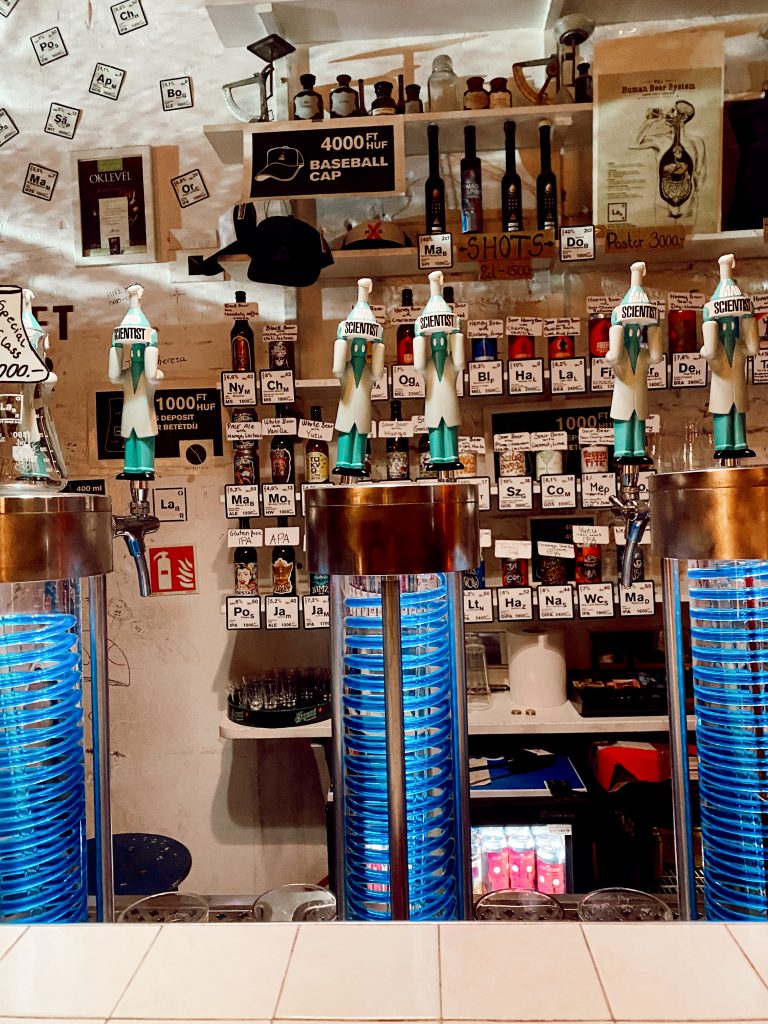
[607,261,663,463]
[332,277,385,476]
[702,253,759,459]
[108,283,163,478]
[413,270,465,471]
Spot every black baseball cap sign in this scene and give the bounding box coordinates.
[254,146,304,182]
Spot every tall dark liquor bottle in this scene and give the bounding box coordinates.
[386,400,409,480]
[501,120,523,232]
[460,124,483,234]
[269,404,295,484]
[230,290,254,372]
[396,288,415,365]
[536,120,558,231]
[424,123,446,233]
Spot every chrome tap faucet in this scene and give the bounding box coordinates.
[610,465,651,588]
[112,483,159,597]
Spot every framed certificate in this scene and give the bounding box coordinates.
[71,145,155,265]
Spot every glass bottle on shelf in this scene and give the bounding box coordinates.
[293,74,324,121]
[489,77,512,108]
[463,76,489,110]
[305,405,329,483]
[444,285,455,305]
[363,437,372,479]
[404,84,423,113]
[536,119,558,231]
[386,399,410,480]
[357,79,368,115]
[396,288,415,365]
[330,74,359,117]
[234,442,258,486]
[371,81,397,115]
[461,124,483,234]
[501,120,523,232]
[425,123,446,233]
[270,404,295,484]
[230,290,254,372]
[234,518,259,596]
[427,54,460,112]
[271,516,297,597]
[574,63,592,103]
[419,431,436,478]
[508,334,536,359]
[668,308,698,353]
[396,74,406,114]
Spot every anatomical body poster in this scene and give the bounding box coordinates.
[593,29,724,234]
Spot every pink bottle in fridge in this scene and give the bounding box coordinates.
[505,827,536,890]
[481,829,509,892]
[534,834,566,895]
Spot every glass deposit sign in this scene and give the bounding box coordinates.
[244,117,405,199]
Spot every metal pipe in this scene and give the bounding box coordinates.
[329,574,348,920]
[88,574,114,923]
[661,557,697,920]
[447,572,473,919]
[380,576,410,920]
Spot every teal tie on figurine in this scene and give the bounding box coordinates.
[108,283,163,479]
[332,277,385,477]
[607,261,664,464]
[701,254,759,461]
[413,270,466,472]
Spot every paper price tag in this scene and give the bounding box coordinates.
[455,371,465,397]
[410,415,427,434]
[540,474,577,510]
[647,354,668,390]
[463,476,491,511]
[586,296,622,317]
[559,225,595,261]
[571,525,611,545]
[226,420,262,441]
[418,233,453,269]
[468,319,504,337]
[672,352,707,388]
[551,357,587,395]
[459,436,486,455]
[638,471,654,500]
[506,316,543,336]
[261,417,297,436]
[538,584,575,620]
[224,302,259,319]
[494,432,530,453]
[753,293,768,316]
[497,476,533,511]
[153,487,187,522]
[391,365,425,399]
[224,485,259,519]
[0,108,19,147]
[479,528,492,549]
[495,539,532,560]
[298,418,334,441]
[371,374,388,401]
[264,526,300,546]
[469,360,503,395]
[590,357,614,392]
[668,291,706,311]
[497,586,534,621]
[581,472,616,509]
[646,414,661,434]
[262,322,298,341]
[303,595,330,629]
[227,528,263,548]
[538,541,575,559]
[389,306,416,326]
[614,526,652,547]
[221,371,257,407]
[544,317,581,337]
[449,302,469,320]
[171,169,208,208]
[508,358,544,395]
[262,483,296,518]
[260,369,295,404]
[265,595,300,629]
[226,596,261,630]
[619,580,656,616]
[463,588,494,623]
[530,431,568,451]
[753,352,768,385]
[578,427,614,445]
[378,419,414,438]
[578,583,615,619]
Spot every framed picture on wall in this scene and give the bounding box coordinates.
[71,146,155,265]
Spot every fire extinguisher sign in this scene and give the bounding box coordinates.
[147,544,197,595]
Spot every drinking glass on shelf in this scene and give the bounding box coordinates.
[474,889,564,921]
[576,886,673,921]
[465,634,492,709]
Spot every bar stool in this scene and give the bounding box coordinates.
[474,889,564,921]
[87,833,192,897]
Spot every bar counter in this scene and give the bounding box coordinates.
[2,920,768,1021]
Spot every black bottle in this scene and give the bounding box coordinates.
[395,74,406,114]
[404,84,423,113]
[574,63,592,104]
[330,74,359,117]
[271,515,297,596]
[357,79,368,115]
[234,518,259,596]
[269,404,295,484]
[536,119,558,231]
[293,74,324,121]
[425,123,446,233]
[230,290,254,372]
[501,120,523,232]
[460,124,483,234]
[371,81,397,115]
[386,400,409,480]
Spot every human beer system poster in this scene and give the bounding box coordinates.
[593,30,724,235]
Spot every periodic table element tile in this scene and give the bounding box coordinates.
[171,169,208,208]
[0,0,21,16]
[89,63,126,101]
[160,76,194,111]
[111,0,148,34]
[30,26,68,66]
[44,102,81,140]
[23,162,58,202]
[0,109,19,148]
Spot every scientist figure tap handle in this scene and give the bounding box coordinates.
[108,283,163,480]
[607,261,663,465]
[702,253,759,462]
[332,277,385,477]
[413,270,465,474]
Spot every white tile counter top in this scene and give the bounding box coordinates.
[3,921,768,1022]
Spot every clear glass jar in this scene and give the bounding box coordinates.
[428,54,460,112]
